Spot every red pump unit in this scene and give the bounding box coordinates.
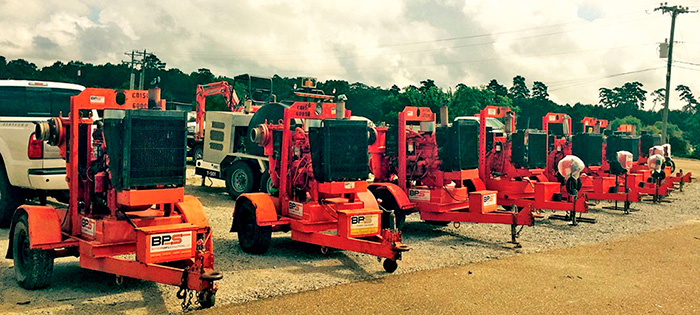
[368,106,534,246]
[477,106,592,225]
[232,96,409,273]
[7,89,222,309]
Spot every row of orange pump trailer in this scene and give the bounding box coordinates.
[5,88,692,310]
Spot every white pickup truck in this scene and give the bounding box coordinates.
[0,80,84,226]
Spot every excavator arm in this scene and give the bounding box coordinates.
[194,81,241,140]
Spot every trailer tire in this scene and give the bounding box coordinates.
[225,161,257,199]
[236,200,271,255]
[0,164,24,228]
[198,291,216,308]
[12,214,53,289]
[370,188,405,230]
[260,173,274,194]
[383,258,398,273]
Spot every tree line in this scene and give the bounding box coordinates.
[1,55,698,157]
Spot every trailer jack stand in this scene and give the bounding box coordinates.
[508,224,522,248]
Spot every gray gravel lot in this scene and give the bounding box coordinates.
[1,165,698,314]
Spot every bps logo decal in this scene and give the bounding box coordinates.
[81,217,95,236]
[408,189,430,201]
[483,193,497,207]
[350,214,378,236]
[288,201,303,217]
[149,231,193,253]
[89,96,105,104]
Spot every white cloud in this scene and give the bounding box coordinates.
[1,0,698,109]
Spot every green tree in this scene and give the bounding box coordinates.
[5,59,38,79]
[486,79,507,97]
[509,75,530,99]
[598,81,647,116]
[650,88,665,111]
[675,85,698,112]
[531,81,549,100]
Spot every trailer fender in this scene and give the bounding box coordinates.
[368,183,414,210]
[231,193,278,232]
[6,205,61,259]
[177,195,210,228]
[356,191,379,210]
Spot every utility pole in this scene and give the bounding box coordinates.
[655,3,695,143]
[128,51,135,89]
[123,50,161,90]
[139,49,147,90]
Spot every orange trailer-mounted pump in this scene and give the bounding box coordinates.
[368,106,533,246]
[542,112,573,182]
[477,106,592,225]
[6,88,222,309]
[232,97,409,273]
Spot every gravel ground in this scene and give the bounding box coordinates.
[0,159,698,314]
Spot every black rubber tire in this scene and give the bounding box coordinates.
[198,291,216,308]
[259,172,274,194]
[370,188,405,230]
[383,259,398,273]
[0,164,24,228]
[665,158,676,174]
[225,161,257,199]
[236,200,272,255]
[12,215,54,289]
[51,190,70,204]
[192,145,204,162]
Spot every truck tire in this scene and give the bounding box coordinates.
[192,145,204,162]
[13,214,54,289]
[0,164,24,228]
[260,173,274,194]
[236,199,271,254]
[225,161,258,199]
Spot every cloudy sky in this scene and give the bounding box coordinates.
[1,0,699,109]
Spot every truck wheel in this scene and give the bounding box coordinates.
[13,214,54,289]
[51,190,70,204]
[192,145,204,162]
[225,161,257,199]
[260,173,274,194]
[236,200,271,255]
[0,165,23,228]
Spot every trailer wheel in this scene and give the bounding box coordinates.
[383,259,398,273]
[12,214,53,289]
[0,164,23,227]
[236,200,271,255]
[225,161,257,199]
[192,145,204,162]
[370,188,406,230]
[260,173,274,194]
[198,291,216,308]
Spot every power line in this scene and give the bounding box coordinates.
[675,60,700,67]
[159,13,654,60]
[548,67,665,91]
[273,42,657,74]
